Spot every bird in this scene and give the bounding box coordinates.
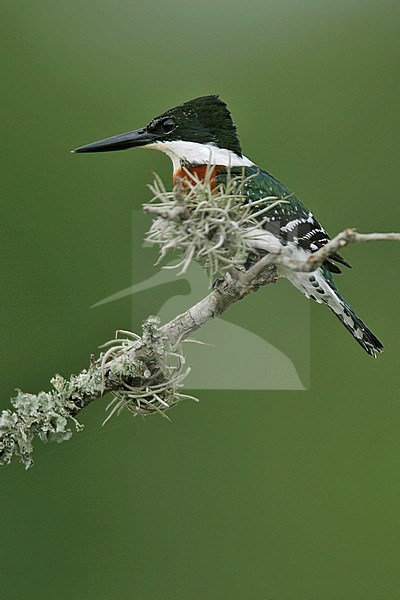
[72,94,383,357]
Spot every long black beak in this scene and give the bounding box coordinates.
[72,127,157,153]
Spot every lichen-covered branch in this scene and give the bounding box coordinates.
[1,171,399,469]
[0,316,202,469]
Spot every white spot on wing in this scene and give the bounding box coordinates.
[281,218,306,233]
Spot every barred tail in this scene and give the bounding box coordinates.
[329,297,384,358]
[283,266,384,358]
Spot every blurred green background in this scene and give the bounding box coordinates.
[1,1,399,598]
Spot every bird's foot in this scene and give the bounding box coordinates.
[212,277,226,291]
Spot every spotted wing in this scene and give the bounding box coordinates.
[216,166,351,273]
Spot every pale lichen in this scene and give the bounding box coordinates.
[0,317,196,469]
[144,169,287,283]
[0,388,83,470]
[101,317,197,424]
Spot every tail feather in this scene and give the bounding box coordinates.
[329,297,384,358]
[282,264,384,358]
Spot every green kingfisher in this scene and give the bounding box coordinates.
[73,95,383,357]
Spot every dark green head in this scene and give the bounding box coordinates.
[72,95,243,156]
[146,95,242,155]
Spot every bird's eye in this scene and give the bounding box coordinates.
[161,118,176,133]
